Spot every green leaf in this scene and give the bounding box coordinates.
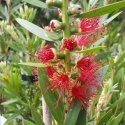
[1,99,18,105]
[38,68,63,125]
[16,19,53,41]
[99,12,122,26]
[24,120,35,125]
[115,62,125,75]
[5,113,20,124]
[0,4,8,19]
[46,31,63,40]
[79,1,125,18]
[75,109,86,125]
[22,0,48,8]
[110,93,125,109]
[16,29,26,42]
[0,53,5,59]
[98,109,112,125]
[107,117,115,125]
[11,4,23,14]
[19,62,51,67]
[113,112,124,125]
[31,106,45,125]
[64,101,81,125]
[76,46,105,53]
[115,51,125,66]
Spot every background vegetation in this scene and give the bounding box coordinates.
[0,0,125,125]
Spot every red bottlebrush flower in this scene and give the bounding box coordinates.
[78,70,99,87]
[36,47,56,63]
[77,54,99,71]
[72,32,99,46]
[50,73,70,106]
[79,16,100,32]
[71,83,95,108]
[62,37,77,50]
[45,66,56,78]
[72,34,88,46]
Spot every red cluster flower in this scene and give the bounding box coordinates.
[35,47,56,63]
[33,4,105,109]
[79,17,100,33]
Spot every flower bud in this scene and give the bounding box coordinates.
[0,21,7,31]
[20,7,24,16]
[0,61,6,69]
[67,4,82,16]
[6,25,18,39]
[62,37,77,51]
[50,20,65,31]
[28,8,33,19]
[24,5,29,17]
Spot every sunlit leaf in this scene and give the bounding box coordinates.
[64,101,81,125]
[5,113,20,124]
[16,19,53,41]
[31,106,45,125]
[19,62,51,67]
[79,1,125,18]
[22,0,48,8]
[1,99,19,105]
[24,120,35,125]
[98,109,112,125]
[76,46,105,53]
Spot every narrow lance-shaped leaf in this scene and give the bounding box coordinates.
[99,12,122,26]
[19,62,51,67]
[16,19,53,41]
[78,1,125,18]
[76,46,105,53]
[31,106,45,125]
[75,109,86,125]
[98,109,112,125]
[5,113,20,124]
[1,99,18,105]
[64,101,81,125]
[22,0,48,9]
[24,120,35,125]
[113,112,124,125]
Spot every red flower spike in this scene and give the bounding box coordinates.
[78,70,99,87]
[50,73,70,107]
[62,37,77,51]
[77,54,99,71]
[79,16,100,32]
[71,83,95,109]
[72,34,88,46]
[45,66,56,78]
[36,47,56,63]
